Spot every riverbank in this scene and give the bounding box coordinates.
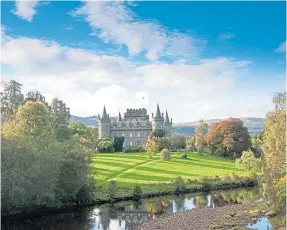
[137,201,271,230]
[2,179,256,217]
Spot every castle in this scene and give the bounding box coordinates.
[98,104,172,148]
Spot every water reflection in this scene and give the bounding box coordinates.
[245,217,273,230]
[1,187,264,230]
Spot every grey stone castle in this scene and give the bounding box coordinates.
[98,104,172,148]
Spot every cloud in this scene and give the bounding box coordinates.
[72,1,204,61]
[218,33,236,41]
[275,41,286,53]
[13,0,40,22]
[3,29,273,121]
[135,58,250,89]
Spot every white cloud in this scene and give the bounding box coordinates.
[13,0,39,22]
[218,33,236,41]
[2,29,274,121]
[73,1,203,61]
[275,41,286,53]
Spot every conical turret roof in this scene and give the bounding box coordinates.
[165,110,170,124]
[118,111,122,121]
[155,103,161,119]
[102,105,108,118]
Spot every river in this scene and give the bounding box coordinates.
[2,187,275,230]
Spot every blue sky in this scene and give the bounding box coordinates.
[1,1,286,122]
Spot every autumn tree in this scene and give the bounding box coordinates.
[195,120,208,152]
[206,118,250,158]
[261,92,286,210]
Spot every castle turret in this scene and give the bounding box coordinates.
[152,104,163,131]
[164,110,172,136]
[118,111,122,121]
[98,105,111,138]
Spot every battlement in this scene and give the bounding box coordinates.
[124,108,149,120]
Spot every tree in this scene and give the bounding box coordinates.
[195,120,208,152]
[25,90,47,105]
[1,80,24,122]
[186,135,196,151]
[261,92,286,210]
[250,132,263,158]
[236,150,262,173]
[168,134,186,150]
[262,92,286,181]
[113,136,124,152]
[150,129,164,138]
[50,97,71,125]
[206,118,250,158]
[97,138,114,152]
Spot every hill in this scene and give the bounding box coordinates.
[70,115,264,136]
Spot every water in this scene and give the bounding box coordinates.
[1,187,273,230]
[245,217,273,230]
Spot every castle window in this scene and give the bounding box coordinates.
[130,132,133,137]
[137,140,140,145]
[130,141,133,146]
[147,132,150,137]
[137,132,140,137]
[122,132,125,137]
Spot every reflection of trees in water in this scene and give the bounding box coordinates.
[174,195,186,212]
[194,195,208,209]
[2,210,91,230]
[144,198,173,215]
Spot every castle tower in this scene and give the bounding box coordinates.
[98,105,111,139]
[152,104,163,131]
[164,110,172,136]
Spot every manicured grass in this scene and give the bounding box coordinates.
[90,151,247,186]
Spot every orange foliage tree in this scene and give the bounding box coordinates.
[206,118,250,158]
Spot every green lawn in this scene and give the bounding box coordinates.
[90,151,247,186]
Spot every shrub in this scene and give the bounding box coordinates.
[124,145,144,153]
[97,138,114,152]
[160,148,171,161]
[107,180,117,201]
[132,184,143,200]
[173,176,185,194]
[180,153,187,159]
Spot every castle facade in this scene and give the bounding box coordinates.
[98,104,172,148]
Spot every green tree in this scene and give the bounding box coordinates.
[113,136,124,152]
[1,80,24,122]
[24,90,47,105]
[236,150,262,173]
[97,138,114,152]
[195,120,208,152]
[50,97,71,125]
[168,134,186,150]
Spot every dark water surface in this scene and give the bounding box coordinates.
[2,187,274,230]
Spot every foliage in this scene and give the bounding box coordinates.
[150,129,165,138]
[1,80,24,122]
[236,150,262,173]
[168,134,186,150]
[132,184,143,200]
[186,135,196,151]
[124,145,144,153]
[173,176,186,194]
[113,136,124,152]
[1,100,93,214]
[146,136,170,153]
[180,153,187,159]
[97,138,115,152]
[206,118,250,158]
[160,148,171,161]
[107,180,117,200]
[195,120,208,152]
[24,90,48,106]
[50,97,71,125]
[261,92,286,210]
[250,132,263,158]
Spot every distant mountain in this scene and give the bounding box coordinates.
[70,115,264,136]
